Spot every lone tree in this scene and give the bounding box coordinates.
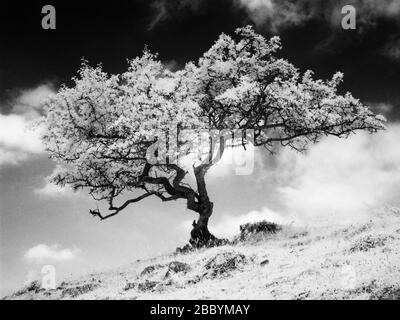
[41,26,385,248]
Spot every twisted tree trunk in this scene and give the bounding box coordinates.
[189,164,228,248]
[190,199,215,248]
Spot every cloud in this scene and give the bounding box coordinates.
[234,0,400,31]
[382,38,400,61]
[147,0,206,30]
[234,0,321,31]
[0,84,54,167]
[34,180,75,198]
[11,83,55,118]
[147,0,400,33]
[163,59,181,72]
[0,114,44,166]
[0,149,31,167]
[24,244,79,263]
[145,0,400,59]
[146,1,400,61]
[0,114,43,153]
[367,102,394,117]
[274,124,400,223]
[211,123,400,233]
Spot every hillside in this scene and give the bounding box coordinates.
[4,207,400,300]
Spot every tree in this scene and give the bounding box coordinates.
[41,26,385,248]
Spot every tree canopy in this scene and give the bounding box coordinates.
[41,26,385,244]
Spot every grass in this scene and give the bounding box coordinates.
[4,207,400,300]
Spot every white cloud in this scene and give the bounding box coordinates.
[147,0,400,32]
[148,0,326,31]
[367,102,394,116]
[235,0,314,31]
[34,180,75,197]
[234,0,400,31]
[149,0,400,32]
[274,124,400,223]
[0,84,54,167]
[205,124,400,236]
[11,84,55,117]
[0,114,44,166]
[0,149,31,166]
[24,244,79,263]
[0,114,43,153]
[148,0,204,30]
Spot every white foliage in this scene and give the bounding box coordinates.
[41,26,385,211]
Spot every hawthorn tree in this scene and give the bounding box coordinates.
[41,26,385,248]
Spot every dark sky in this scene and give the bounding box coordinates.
[1,0,400,119]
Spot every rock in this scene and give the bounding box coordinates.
[186,275,202,286]
[290,231,309,239]
[350,235,387,252]
[56,281,68,290]
[204,251,248,278]
[371,286,400,300]
[168,261,191,274]
[260,259,269,266]
[123,282,136,291]
[164,261,191,279]
[43,291,52,297]
[140,264,164,277]
[13,280,42,296]
[61,283,100,298]
[26,280,41,292]
[137,280,159,292]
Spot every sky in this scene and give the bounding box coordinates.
[1,0,400,296]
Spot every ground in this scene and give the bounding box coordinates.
[4,207,400,300]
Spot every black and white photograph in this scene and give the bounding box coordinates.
[1,0,400,305]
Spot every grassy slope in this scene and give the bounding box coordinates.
[5,207,400,300]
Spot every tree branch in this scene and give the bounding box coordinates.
[90,191,157,220]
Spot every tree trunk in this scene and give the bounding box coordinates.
[189,164,229,248]
[189,200,216,248]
